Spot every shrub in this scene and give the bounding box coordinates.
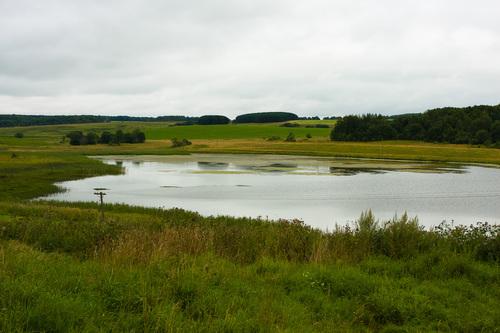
[305,124,330,128]
[171,138,192,148]
[99,131,113,144]
[280,122,300,128]
[86,132,98,145]
[285,133,296,142]
[14,132,24,138]
[66,131,85,145]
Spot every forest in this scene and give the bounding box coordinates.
[0,115,199,127]
[331,105,500,145]
[233,112,299,123]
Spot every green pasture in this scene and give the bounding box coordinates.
[0,121,331,142]
[144,124,330,140]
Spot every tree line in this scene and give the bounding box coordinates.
[66,129,146,145]
[0,115,199,128]
[331,105,500,145]
[2,112,344,127]
[234,112,298,123]
[0,113,301,127]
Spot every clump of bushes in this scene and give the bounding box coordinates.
[66,129,146,146]
[14,132,24,138]
[305,124,330,128]
[285,132,296,142]
[280,122,300,128]
[170,121,197,127]
[171,138,192,148]
[266,136,281,141]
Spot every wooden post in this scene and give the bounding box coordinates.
[93,188,109,221]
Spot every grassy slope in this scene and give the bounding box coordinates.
[0,122,499,331]
[0,152,121,201]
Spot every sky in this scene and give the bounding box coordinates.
[1,0,499,118]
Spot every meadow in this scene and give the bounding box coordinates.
[0,121,499,332]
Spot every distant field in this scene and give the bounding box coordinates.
[291,119,337,125]
[145,124,330,140]
[0,121,331,142]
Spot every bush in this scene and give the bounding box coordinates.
[171,138,192,148]
[99,131,113,144]
[66,131,85,145]
[305,124,330,128]
[170,121,196,126]
[86,132,98,145]
[280,122,300,128]
[285,133,296,142]
[14,132,24,138]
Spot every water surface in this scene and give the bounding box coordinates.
[40,154,500,229]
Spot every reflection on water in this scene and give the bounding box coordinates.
[197,162,229,170]
[329,167,384,176]
[39,154,500,230]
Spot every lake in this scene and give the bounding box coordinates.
[40,154,500,230]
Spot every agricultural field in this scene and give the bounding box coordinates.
[0,121,499,332]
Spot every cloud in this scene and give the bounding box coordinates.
[1,0,499,117]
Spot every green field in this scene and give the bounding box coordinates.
[0,122,499,332]
[0,121,331,142]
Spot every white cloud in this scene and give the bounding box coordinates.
[1,0,499,117]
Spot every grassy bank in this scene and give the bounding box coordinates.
[1,202,499,332]
[0,152,121,201]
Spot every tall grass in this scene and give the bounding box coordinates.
[0,202,499,332]
[1,202,498,266]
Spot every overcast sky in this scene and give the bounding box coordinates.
[1,0,499,117]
